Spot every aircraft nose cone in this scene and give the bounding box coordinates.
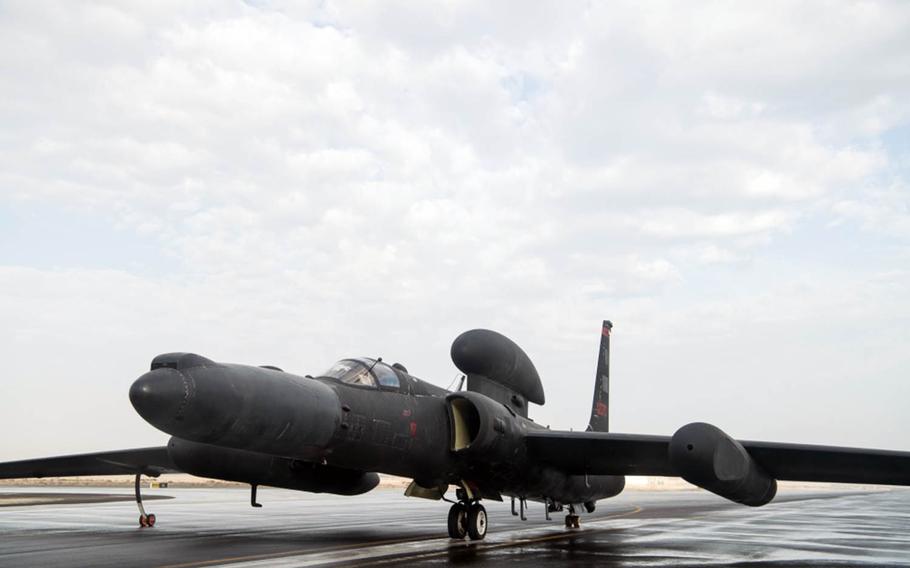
[129,368,188,427]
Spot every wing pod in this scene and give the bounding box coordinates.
[167,437,379,496]
[669,422,777,506]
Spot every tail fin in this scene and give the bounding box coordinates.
[587,320,612,432]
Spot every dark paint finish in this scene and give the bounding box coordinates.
[451,329,545,405]
[323,376,451,482]
[524,429,910,486]
[0,447,177,478]
[167,438,380,495]
[131,354,340,460]
[668,422,777,506]
[587,320,612,433]
[132,357,625,507]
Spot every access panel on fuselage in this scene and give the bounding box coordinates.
[325,380,421,474]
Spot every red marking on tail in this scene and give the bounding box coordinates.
[409,421,417,437]
[595,401,608,417]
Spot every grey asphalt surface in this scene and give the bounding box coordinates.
[0,486,908,567]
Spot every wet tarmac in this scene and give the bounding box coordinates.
[0,486,908,567]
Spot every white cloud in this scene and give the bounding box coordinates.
[831,185,910,237]
[1,1,909,457]
[633,209,796,238]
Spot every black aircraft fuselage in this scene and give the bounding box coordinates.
[132,351,623,510]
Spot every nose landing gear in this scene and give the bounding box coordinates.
[447,501,487,540]
[139,512,157,527]
[134,473,157,528]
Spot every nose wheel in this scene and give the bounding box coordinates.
[447,502,487,540]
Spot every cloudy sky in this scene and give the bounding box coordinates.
[1,1,908,460]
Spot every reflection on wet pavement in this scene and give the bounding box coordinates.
[0,487,907,567]
[406,491,910,567]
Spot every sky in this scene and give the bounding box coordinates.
[1,1,908,461]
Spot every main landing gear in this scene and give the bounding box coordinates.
[447,501,487,540]
[447,485,487,540]
[564,504,580,529]
[134,473,156,528]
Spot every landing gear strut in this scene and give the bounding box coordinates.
[564,504,580,529]
[447,501,487,540]
[134,473,156,528]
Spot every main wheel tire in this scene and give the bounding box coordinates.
[466,503,487,540]
[447,503,467,539]
[139,514,147,527]
[146,513,156,527]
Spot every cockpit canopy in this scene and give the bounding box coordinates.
[321,358,400,389]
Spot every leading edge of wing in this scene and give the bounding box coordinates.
[525,430,910,486]
[0,447,179,479]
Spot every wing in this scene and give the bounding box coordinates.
[0,447,179,479]
[526,431,675,476]
[525,430,910,485]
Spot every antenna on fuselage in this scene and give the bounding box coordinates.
[445,373,466,391]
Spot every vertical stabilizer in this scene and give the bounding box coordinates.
[587,320,612,432]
